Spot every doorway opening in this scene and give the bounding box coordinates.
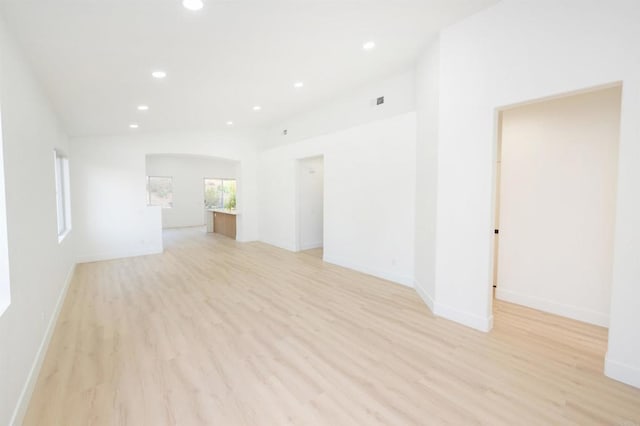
[145,153,240,241]
[491,84,622,329]
[296,155,324,258]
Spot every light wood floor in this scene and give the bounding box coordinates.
[301,247,323,259]
[24,227,640,425]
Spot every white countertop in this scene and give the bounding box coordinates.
[208,208,238,216]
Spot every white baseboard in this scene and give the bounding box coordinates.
[323,254,414,288]
[414,280,435,312]
[299,241,323,251]
[413,280,491,331]
[10,263,76,426]
[257,241,413,287]
[433,302,494,332]
[259,239,322,253]
[605,353,640,389]
[236,238,257,243]
[258,238,297,252]
[495,288,609,327]
[77,245,163,264]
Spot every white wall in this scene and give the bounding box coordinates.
[428,0,640,387]
[263,69,416,149]
[71,131,259,262]
[259,112,416,287]
[0,17,77,426]
[497,86,621,327]
[297,156,324,251]
[0,107,9,318]
[414,38,440,310]
[146,154,239,229]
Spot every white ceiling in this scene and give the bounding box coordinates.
[0,0,498,137]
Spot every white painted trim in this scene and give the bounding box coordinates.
[258,238,297,252]
[495,288,609,328]
[414,280,435,312]
[299,241,323,251]
[0,299,8,318]
[77,246,163,264]
[323,254,414,288]
[605,353,640,389]
[57,227,71,244]
[235,236,257,243]
[433,302,493,332]
[10,263,76,426]
[414,280,492,331]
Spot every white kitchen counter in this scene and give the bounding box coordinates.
[207,208,238,216]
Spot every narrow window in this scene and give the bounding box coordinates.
[147,176,173,208]
[54,150,71,241]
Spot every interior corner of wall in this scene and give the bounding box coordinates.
[433,302,493,333]
[604,353,640,389]
[414,280,435,313]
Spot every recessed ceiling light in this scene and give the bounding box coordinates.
[363,41,376,50]
[151,70,167,79]
[226,121,233,126]
[293,81,304,89]
[253,105,262,111]
[182,0,204,11]
[129,123,139,129]
[137,105,149,111]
